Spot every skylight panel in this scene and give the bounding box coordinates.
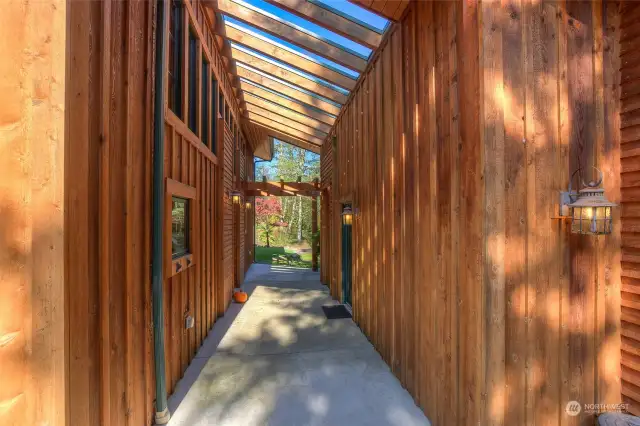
[223,16,360,80]
[237,63,342,108]
[240,78,338,119]
[231,42,351,96]
[311,0,389,33]
[234,0,372,59]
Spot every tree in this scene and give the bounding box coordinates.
[255,197,283,247]
[253,141,320,246]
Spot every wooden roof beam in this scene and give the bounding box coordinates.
[230,46,348,104]
[243,91,332,133]
[250,122,321,153]
[212,0,367,72]
[239,80,336,126]
[237,65,341,115]
[247,112,324,145]
[221,25,357,90]
[261,0,382,49]
[245,103,328,139]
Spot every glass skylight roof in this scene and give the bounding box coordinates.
[237,62,343,108]
[223,16,360,80]
[240,78,337,119]
[234,0,373,59]
[231,42,351,97]
[218,0,391,152]
[311,0,389,33]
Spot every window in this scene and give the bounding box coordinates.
[188,28,198,133]
[211,77,218,153]
[219,90,224,121]
[201,56,209,147]
[225,100,230,126]
[171,197,190,258]
[168,0,183,118]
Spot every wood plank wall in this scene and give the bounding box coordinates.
[620,0,640,415]
[65,1,157,425]
[0,0,66,424]
[164,0,255,399]
[320,1,624,424]
[62,0,255,424]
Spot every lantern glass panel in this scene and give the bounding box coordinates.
[343,213,352,226]
[571,206,612,234]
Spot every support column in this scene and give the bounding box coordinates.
[312,195,318,271]
[0,1,67,424]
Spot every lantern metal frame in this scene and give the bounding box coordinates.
[558,167,616,235]
[230,191,242,204]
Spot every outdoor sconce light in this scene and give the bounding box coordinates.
[231,191,241,204]
[559,167,616,235]
[245,201,252,209]
[342,205,353,226]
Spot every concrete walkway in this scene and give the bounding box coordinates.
[167,264,430,426]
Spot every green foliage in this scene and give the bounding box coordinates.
[254,246,312,268]
[253,141,321,246]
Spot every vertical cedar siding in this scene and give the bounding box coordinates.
[320,1,626,424]
[63,0,256,424]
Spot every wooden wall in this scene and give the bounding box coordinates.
[620,0,640,415]
[62,0,256,424]
[65,1,157,425]
[0,0,66,424]
[320,0,624,424]
[163,0,255,400]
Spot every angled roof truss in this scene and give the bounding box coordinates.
[204,0,393,153]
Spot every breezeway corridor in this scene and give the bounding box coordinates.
[167,264,430,426]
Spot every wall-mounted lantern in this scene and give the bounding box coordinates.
[230,191,241,204]
[342,205,353,226]
[559,167,616,235]
[245,201,252,209]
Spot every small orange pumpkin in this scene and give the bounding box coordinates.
[233,290,248,303]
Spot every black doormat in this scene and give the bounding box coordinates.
[322,304,352,319]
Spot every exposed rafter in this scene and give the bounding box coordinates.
[236,65,341,115]
[212,0,367,72]
[239,81,336,126]
[230,46,348,104]
[204,0,392,153]
[221,25,357,90]
[261,0,383,49]
[347,0,409,21]
[245,104,327,139]
[248,121,321,153]
[243,92,332,133]
[247,112,325,145]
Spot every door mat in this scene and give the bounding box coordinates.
[322,304,352,319]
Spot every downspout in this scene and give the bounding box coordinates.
[152,0,170,423]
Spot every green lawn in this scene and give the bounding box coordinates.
[254,246,314,268]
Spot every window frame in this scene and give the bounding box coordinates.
[166,178,197,277]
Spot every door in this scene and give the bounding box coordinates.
[341,205,352,306]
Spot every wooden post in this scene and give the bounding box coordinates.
[312,195,318,271]
[0,0,67,424]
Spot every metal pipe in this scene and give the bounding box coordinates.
[152,0,170,423]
